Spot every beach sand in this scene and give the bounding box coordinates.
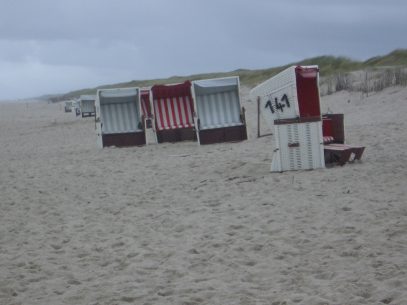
[1,87,406,305]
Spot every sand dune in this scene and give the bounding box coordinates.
[1,87,407,305]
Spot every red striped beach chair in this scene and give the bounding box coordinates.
[151,81,196,143]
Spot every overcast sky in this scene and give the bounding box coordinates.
[0,0,406,100]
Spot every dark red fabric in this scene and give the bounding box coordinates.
[324,113,345,144]
[151,81,192,100]
[322,117,333,137]
[295,66,321,118]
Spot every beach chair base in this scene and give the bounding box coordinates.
[324,144,365,166]
[82,112,96,118]
[198,125,247,145]
[102,132,146,147]
[156,128,196,143]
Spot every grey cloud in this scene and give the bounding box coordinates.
[0,0,406,99]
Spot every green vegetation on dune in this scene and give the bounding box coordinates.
[57,49,407,101]
[298,56,363,75]
[363,49,407,66]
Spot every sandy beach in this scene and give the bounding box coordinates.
[1,87,407,305]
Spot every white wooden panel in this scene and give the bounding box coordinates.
[250,66,299,127]
[271,121,325,172]
[250,65,319,128]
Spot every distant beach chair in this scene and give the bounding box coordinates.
[151,81,196,143]
[192,76,247,144]
[64,101,73,113]
[322,114,365,165]
[95,87,146,148]
[80,95,96,117]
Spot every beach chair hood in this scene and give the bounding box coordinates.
[151,81,195,133]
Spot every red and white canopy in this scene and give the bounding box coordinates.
[151,81,194,131]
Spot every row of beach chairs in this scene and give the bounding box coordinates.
[94,76,248,147]
[68,68,364,171]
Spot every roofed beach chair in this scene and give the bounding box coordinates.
[151,81,196,143]
[250,66,325,172]
[192,76,247,144]
[95,87,146,148]
[80,95,96,117]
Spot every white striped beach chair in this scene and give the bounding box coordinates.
[192,76,247,144]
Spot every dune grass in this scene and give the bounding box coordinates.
[55,49,407,101]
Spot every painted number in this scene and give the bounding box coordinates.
[265,94,290,113]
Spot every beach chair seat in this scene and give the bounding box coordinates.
[327,143,365,161]
[323,141,365,165]
[323,145,352,166]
